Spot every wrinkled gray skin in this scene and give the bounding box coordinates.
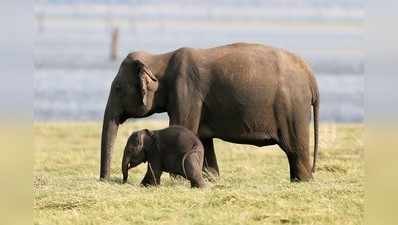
[101,42,320,182]
[122,126,205,188]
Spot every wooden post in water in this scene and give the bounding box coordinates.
[36,13,44,33]
[110,27,119,61]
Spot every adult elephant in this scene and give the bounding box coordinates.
[100,42,319,182]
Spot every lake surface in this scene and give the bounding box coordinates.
[34,1,364,122]
[34,69,363,122]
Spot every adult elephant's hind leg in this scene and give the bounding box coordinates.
[286,149,312,182]
[201,138,219,177]
[277,116,312,182]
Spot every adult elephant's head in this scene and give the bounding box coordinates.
[100,53,165,179]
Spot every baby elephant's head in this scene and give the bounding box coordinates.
[122,129,153,183]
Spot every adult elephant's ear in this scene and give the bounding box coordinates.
[135,60,158,106]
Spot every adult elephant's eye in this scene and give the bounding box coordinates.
[115,83,121,91]
[115,83,124,96]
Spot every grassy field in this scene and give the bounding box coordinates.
[34,121,364,225]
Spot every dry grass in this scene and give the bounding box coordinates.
[34,121,364,225]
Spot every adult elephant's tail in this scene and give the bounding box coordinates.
[311,83,320,173]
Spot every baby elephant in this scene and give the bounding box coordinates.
[122,126,206,188]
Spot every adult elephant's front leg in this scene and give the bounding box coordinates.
[201,138,219,177]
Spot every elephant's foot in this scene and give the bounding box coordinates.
[201,138,220,179]
[202,167,219,182]
[204,167,219,177]
[287,153,313,182]
[99,168,111,181]
[290,171,313,182]
[140,177,160,187]
[99,176,110,182]
[190,178,206,188]
[141,181,158,187]
[169,173,185,180]
[140,167,161,186]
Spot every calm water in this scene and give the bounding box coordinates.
[34,1,364,122]
[34,68,363,122]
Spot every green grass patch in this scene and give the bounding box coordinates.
[34,121,364,225]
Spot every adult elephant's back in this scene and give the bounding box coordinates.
[196,43,317,146]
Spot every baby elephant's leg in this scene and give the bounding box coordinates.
[141,163,162,187]
[183,154,206,188]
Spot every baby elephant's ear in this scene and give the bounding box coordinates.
[143,129,154,139]
[138,129,151,149]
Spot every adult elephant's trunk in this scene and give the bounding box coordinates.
[100,99,120,180]
[122,151,130,183]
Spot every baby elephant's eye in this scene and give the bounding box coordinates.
[127,144,135,151]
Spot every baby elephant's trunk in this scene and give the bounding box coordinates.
[122,153,129,183]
